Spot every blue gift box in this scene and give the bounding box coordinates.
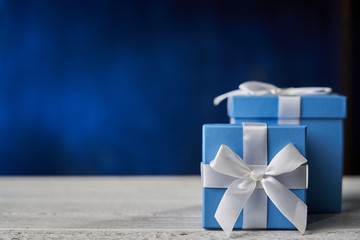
[227,95,346,213]
[202,124,307,229]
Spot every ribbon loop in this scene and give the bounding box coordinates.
[265,143,307,176]
[239,81,280,95]
[210,144,251,178]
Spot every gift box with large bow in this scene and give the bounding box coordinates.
[214,81,346,213]
[202,123,308,236]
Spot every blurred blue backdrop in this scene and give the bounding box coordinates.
[0,0,346,175]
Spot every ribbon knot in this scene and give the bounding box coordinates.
[250,170,264,182]
[211,143,308,237]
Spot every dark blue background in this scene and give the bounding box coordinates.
[0,0,345,175]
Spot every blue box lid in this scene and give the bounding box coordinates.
[227,95,346,119]
[202,124,306,164]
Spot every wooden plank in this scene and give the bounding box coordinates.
[0,176,358,239]
[0,177,201,229]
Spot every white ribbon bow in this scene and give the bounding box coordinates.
[211,143,308,237]
[214,81,332,106]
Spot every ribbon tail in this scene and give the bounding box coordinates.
[213,89,247,106]
[282,87,332,95]
[262,177,307,234]
[215,178,256,237]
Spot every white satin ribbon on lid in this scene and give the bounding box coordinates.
[213,81,331,125]
[214,81,332,105]
[208,123,308,237]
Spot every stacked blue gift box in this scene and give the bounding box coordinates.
[201,82,346,234]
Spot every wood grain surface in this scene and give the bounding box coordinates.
[0,176,358,239]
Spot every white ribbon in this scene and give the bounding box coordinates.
[209,123,308,237]
[214,81,332,105]
[201,164,308,189]
[242,122,268,228]
[213,81,331,124]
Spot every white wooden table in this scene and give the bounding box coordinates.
[0,176,358,239]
